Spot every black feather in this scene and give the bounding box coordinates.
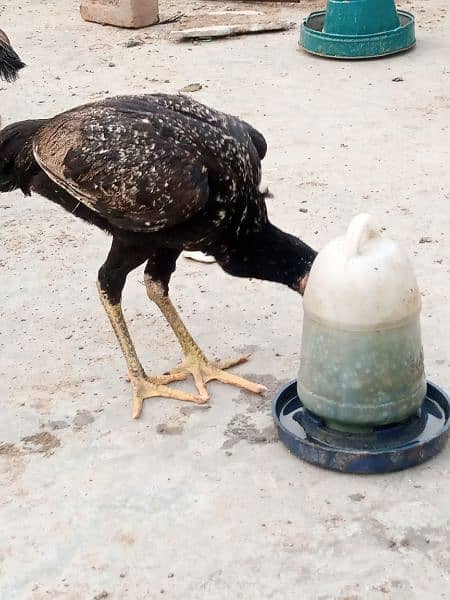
[0,94,316,293]
[0,40,25,82]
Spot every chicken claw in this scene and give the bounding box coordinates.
[170,354,268,400]
[131,375,208,419]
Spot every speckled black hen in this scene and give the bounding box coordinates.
[0,94,316,418]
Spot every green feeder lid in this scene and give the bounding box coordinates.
[300,0,415,59]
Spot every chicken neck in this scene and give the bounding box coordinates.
[215,221,317,292]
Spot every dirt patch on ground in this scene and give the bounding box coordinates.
[233,373,287,413]
[222,412,278,448]
[21,432,61,455]
[156,423,184,435]
[73,409,95,430]
[0,443,21,457]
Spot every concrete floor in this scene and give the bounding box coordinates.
[1,0,450,598]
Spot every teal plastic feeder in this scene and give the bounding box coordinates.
[300,0,415,59]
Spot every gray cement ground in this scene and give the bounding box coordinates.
[1,0,450,598]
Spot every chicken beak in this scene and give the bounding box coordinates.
[299,273,310,296]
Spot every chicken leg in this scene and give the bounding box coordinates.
[97,242,206,419]
[145,275,267,401]
[97,285,206,418]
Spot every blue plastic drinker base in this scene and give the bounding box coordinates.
[300,10,415,59]
[273,381,450,474]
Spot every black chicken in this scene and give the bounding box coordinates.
[0,95,316,418]
[0,29,24,83]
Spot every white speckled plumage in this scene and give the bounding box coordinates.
[31,94,268,237]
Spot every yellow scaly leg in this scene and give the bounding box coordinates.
[145,277,267,401]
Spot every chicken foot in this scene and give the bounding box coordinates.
[145,276,268,401]
[97,281,205,419]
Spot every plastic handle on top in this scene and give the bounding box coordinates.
[344,213,379,258]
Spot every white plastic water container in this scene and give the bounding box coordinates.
[298,213,427,430]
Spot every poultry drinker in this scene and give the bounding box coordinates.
[300,0,415,59]
[273,214,450,473]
